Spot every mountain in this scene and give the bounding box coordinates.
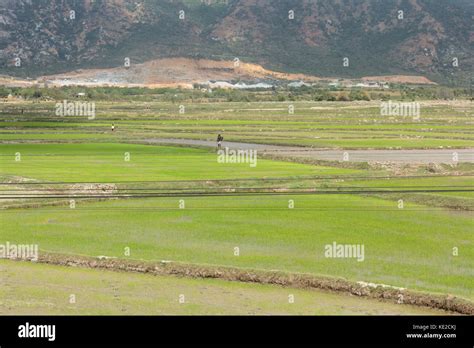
[0,0,472,85]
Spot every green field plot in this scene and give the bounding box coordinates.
[336,175,474,209]
[1,194,472,300]
[0,143,359,182]
[0,260,452,315]
[1,101,473,149]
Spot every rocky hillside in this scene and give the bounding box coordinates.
[0,0,472,84]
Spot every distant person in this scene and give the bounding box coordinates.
[217,134,223,149]
[111,123,115,132]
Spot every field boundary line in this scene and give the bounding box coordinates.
[7,253,474,315]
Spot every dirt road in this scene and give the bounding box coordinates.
[144,138,474,164]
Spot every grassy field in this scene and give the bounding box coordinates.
[0,143,359,182]
[1,193,472,299]
[1,100,473,149]
[0,260,452,315]
[0,143,472,300]
[0,100,472,315]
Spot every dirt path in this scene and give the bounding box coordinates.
[143,138,474,164]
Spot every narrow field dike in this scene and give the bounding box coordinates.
[21,253,474,315]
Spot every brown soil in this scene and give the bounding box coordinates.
[362,75,436,84]
[1,58,436,88]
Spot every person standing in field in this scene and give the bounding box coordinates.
[111,123,115,132]
[217,134,223,149]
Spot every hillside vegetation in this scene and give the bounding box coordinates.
[0,0,472,84]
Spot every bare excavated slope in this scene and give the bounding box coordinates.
[38,58,322,88]
[2,58,434,88]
